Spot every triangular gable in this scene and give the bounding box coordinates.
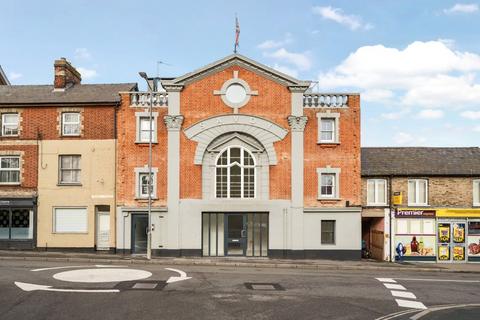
[161,54,310,88]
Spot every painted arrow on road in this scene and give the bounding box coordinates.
[165,268,192,283]
[14,281,120,293]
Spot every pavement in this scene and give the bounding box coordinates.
[1,250,480,273]
[1,258,480,320]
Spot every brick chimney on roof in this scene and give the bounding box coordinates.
[54,57,81,90]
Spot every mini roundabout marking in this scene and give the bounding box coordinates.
[14,265,191,293]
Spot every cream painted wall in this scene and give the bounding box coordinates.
[36,139,116,249]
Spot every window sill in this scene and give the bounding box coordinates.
[135,197,159,201]
[61,134,81,137]
[366,203,388,207]
[0,183,21,186]
[407,204,430,207]
[57,183,82,187]
[135,141,158,145]
[317,197,341,201]
[0,135,20,138]
[317,141,340,146]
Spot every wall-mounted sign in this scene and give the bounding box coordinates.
[395,210,436,218]
[392,192,402,205]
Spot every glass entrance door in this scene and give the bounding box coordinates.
[131,214,148,254]
[437,220,466,262]
[225,214,246,256]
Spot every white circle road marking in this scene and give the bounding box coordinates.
[53,268,152,283]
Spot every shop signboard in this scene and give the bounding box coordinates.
[396,210,436,218]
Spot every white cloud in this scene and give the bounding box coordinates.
[317,40,480,109]
[362,89,394,103]
[272,64,299,78]
[77,67,97,79]
[444,3,478,14]
[258,33,293,50]
[312,6,372,31]
[381,109,410,120]
[265,48,312,71]
[461,110,480,119]
[8,72,22,80]
[393,132,426,146]
[473,125,480,132]
[74,48,92,60]
[417,109,444,119]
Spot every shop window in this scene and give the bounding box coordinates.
[215,146,255,199]
[59,155,81,184]
[474,180,480,206]
[54,207,87,233]
[316,113,340,144]
[135,167,158,199]
[1,113,19,136]
[0,156,20,184]
[367,179,387,205]
[62,112,81,136]
[135,112,158,143]
[0,208,32,239]
[316,167,341,199]
[321,220,335,244]
[408,179,428,206]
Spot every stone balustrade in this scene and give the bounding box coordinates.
[303,94,349,108]
[129,92,168,107]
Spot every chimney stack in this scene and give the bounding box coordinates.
[54,57,81,90]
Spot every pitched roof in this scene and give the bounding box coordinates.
[0,83,136,106]
[0,65,10,86]
[362,147,480,176]
[161,53,311,88]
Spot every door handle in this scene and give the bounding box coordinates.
[241,229,246,238]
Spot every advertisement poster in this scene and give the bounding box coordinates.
[438,223,450,243]
[468,235,480,256]
[395,235,435,256]
[438,245,450,261]
[453,246,465,261]
[452,223,465,243]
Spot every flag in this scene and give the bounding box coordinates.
[234,16,240,53]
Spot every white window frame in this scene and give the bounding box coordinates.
[316,167,341,199]
[62,112,81,136]
[58,155,81,185]
[316,112,340,144]
[367,178,388,206]
[0,155,20,185]
[135,111,158,143]
[53,207,88,233]
[134,167,158,199]
[214,146,256,199]
[474,180,480,207]
[408,179,428,206]
[1,113,19,136]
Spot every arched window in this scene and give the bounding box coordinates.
[216,146,255,198]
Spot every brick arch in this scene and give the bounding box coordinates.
[183,114,288,165]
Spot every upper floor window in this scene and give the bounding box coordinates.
[1,113,19,136]
[317,167,341,199]
[139,172,154,198]
[59,155,81,184]
[215,146,255,199]
[316,113,340,144]
[62,112,81,136]
[367,179,387,205]
[135,112,158,143]
[134,167,158,199]
[474,180,480,207]
[408,179,428,206]
[0,156,20,184]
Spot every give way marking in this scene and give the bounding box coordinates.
[376,278,427,310]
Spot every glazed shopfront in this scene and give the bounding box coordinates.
[393,208,480,263]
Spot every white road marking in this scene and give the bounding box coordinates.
[31,265,125,272]
[384,283,406,290]
[390,290,416,299]
[376,278,397,283]
[395,299,427,310]
[165,268,192,283]
[394,277,480,283]
[15,281,119,293]
[53,268,152,283]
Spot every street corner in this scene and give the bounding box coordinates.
[13,264,192,293]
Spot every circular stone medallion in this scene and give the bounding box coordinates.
[225,83,247,104]
[53,268,152,283]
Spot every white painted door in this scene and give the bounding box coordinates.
[96,212,110,250]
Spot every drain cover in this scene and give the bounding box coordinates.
[244,283,285,291]
[115,281,166,291]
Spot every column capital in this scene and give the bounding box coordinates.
[164,115,184,131]
[287,115,308,132]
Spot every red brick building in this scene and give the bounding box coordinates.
[116,54,361,259]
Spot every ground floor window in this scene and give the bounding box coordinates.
[0,208,33,239]
[321,220,336,244]
[54,207,88,233]
[202,213,268,257]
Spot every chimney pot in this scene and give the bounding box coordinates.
[54,58,81,90]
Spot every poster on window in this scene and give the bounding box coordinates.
[468,222,480,256]
[395,235,435,256]
[452,223,465,243]
[438,245,450,261]
[438,223,450,243]
[453,246,465,261]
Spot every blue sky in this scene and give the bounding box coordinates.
[1,0,479,147]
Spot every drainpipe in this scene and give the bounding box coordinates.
[389,175,393,262]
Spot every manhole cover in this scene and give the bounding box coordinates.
[115,281,166,291]
[244,283,285,291]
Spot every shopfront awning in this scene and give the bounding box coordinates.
[436,208,480,218]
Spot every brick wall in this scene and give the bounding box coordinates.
[0,145,37,196]
[179,65,292,200]
[116,93,168,206]
[304,95,361,207]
